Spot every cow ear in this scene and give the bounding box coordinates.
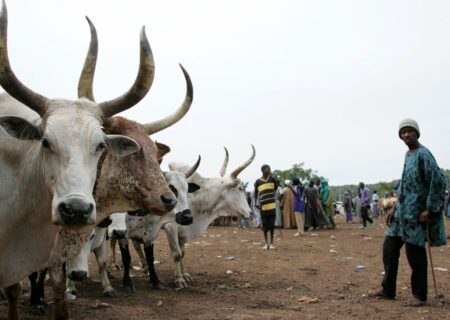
[0,116,42,140]
[188,183,201,193]
[105,134,140,158]
[156,141,171,163]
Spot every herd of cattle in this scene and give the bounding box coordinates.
[0,3,255,319]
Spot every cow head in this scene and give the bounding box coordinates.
[76,18,194,215]
[0,3,153,226]
[126,156,201,244]
[170,145,255,219]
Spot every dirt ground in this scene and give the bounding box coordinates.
[2,215,450,320]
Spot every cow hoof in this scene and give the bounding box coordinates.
[108,263,122,271]
[103,290,118,298]
[123,285,136,294]
[173,278,187,290]
[65,290,78,300]
[152,281,166,290]
[183,273,193,283]
[31,304,47,316]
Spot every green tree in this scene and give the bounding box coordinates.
[273,162,323,185]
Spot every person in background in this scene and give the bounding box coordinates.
[254,165,279,250]
[304,180,329,230]
[292,178,306,236]
[238,192,251,228]
[343,191,354,223]
[320,179,336,229]
[280,180,296,229]
[358,182,374,229]
[372,190,379,219]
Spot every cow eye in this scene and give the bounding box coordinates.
[96,142,107,152]
[41,138,51,149]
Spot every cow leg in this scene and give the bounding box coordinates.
[65,278,78,299]
[108,238,122,271]
[179,241,192,283]
[94,236,117,298]
[5,282,21,320]
[29,270,47,315]
[164,225,186,290]
[143,243,166,290]
[118,239,135,293]
[49,264,71,320]
[132,240,148,273]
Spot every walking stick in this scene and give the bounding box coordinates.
[425,222,439,298]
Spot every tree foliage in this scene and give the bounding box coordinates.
[272,162,324,185]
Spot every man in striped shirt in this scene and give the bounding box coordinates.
[254,164,279,250]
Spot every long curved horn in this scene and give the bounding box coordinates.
[144,64,193,135]
[185,155,201,179]
[77,16,97,101]
[220,147,229,177]
[229,145,256,179]
[0,1,50,117]
[99,26,155,118]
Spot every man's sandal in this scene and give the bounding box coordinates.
[367,289,394,300]
[403,296,426,307]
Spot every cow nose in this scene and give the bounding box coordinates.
[160,192,177,211]
[67,270,87,282]
[58,199,94,225]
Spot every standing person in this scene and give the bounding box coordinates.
[251,189,261,227]
[304,180,329,230]
[254,164,279,250]
[238,192,251,228]
[275,181,283,228]
[292,178,305,236]
[372,190,379,219]
[343,191,353,223]
[368,118,447,306]
[320,179,336,229]
[358,182,374,228]
[280,180,296,229]
[355,194,361,224]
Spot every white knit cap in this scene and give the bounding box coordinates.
[398,118,420,138]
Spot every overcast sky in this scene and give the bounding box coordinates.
[3,0,450,186]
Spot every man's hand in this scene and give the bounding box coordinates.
[419,210,430,223]
[385,208,395,225]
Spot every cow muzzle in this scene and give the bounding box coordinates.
[57,197,95,226]
[67,270,88,282]
[175,209,193,226]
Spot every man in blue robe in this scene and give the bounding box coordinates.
[369,118,447,306]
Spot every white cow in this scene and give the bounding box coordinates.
[65,157,201,295]
[0,5,159,319]
[163,146,255,289]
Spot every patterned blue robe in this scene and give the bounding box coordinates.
[386,145,447,247]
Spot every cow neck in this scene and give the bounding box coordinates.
[182,184,224,241]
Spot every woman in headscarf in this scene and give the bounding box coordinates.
[320,179,336,229]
